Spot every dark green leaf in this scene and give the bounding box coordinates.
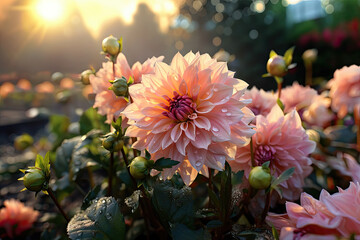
[80,108,109,135]
[49,115,70,137]
[232,170,244,185]
[208,187,220,210]
[271,224,279,240]
[206,220,223,229]
[271,167,295,191]
[81,185,106,210]
[261,161,270,169]
[67,197,125,240]
[151,158,180,171]
[54,136,82,178]
[171,223,205,240]
[220,162,232,221]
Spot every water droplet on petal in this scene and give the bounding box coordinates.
[213,88,218,92]
[99,210,103,214]
[221,108,228,112]
[102,199,106,204]
[226,113,232,116]
[195,161,202,167]
[212,127,219,132]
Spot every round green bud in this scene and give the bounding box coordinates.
[129,157,150,180]
[112,139,124,152]
[249,166,272,190]
[111,78,128,97]
[51,72,64,84]
[23,168,46,192]
[56,90,71,104]
[102,36,120,56]
[80,69,93,85]
[14,134,34,151]
[102,133,117,151]
[266,55,287,77]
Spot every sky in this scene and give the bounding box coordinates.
[0,0,198,75]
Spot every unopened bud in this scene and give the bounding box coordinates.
[110,77,128,97]
[302,49,318,63]
[102,132,117,151]
[23,168,46,192]
[102,36,121,56]
[129,157,150,179]
[266,55,287,77]
[14,134,34,151]
[80,69,94,85]
[249,166,271,190]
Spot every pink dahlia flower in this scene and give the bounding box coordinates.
[90,53,164,123]
[231,105,315,201]
[327,65,360,118]
[0,199,39,238]
[302,95,334,128]
[243,86,277,117]
[280,82,317,113]
[123,52,255,185]
[267,182,360,239]
[327,153,360,183]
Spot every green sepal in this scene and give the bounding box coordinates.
[262,73,272,78]
[261,161,270,169]
[284,46,295,66]
[127,76,134,85]
[274,76,283,84]
[277,98,285,111]
[269,50,277,58]
[118,37,123,53]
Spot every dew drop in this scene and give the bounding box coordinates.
[213,88,218,92]
[101,199,106,204]
[195,161,202,167]
[226,113,232,116]
[99,210,103,214]
[212,127,219,132]
[221,108,228,112]
[106,213,112,220]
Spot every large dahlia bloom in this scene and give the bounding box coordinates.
[230,105,315,201]
[243,86,277,117]
[280,82,317,113]
[123,52,255,185]
[0,199,39,238]
[327,65,360,118]
[267,182,360,239]
[90,53,164,123]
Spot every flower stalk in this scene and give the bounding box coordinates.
[48,187,70,223]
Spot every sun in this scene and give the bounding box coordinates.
[35,0,64,22]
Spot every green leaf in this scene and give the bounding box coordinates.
[151,181,194,231]
[232,170,244,185]
[49,115,70,137]
[171,223,206,240]
[80,108,109,135]
[151,158,180,171]
[284,46,295,66]
[271,224,279,240]
[67,197,125,240]
[208,187,220,210]
[54,136,82,178]
[220,162,232,221]
[271,167,295,193]
[261,161,270,169]
[269,50,277,58]
[81,185,106,210]
[111,116,122,134]
[206,220,223,229]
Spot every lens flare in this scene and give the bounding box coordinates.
[35,0,64,22]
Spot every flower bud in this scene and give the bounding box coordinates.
[302,49,318,63]
[110,77,128,97]
[113,139,124,152]
[102,36,121,56]
[102,132,117,151]
[23,168,46,192]
[249,166,271,190]
[266,55,287,77]
[129,157,150,179]
[14,134,34,151]
[80,69,94,85]
[306,129,320,143]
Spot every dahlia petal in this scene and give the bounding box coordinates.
[170,52,188,76]
[181,121,196,141]
[152,118,173,134]
[193,116,211,130]
[171,124,182,142]
[161,130,173,149]
[175,136,190,156]
[141,107,165,117]
[187,145,206,171]
[196,101,215,113]
[191,129,211,149]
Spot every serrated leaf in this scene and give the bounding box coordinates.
[284,46,295,66]
[151,181,194,231]
[80,108,109,135]
[271,167,295,190]
[67,197,125,240]
[269,50,277,58]
[151,158,180,171]
[171,223,205,240]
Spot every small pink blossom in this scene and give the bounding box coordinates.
[90,53,164,123]
[243,86,277,117]
[231,105,315,201]
[0,199,39,238]
[327,65,360,118]
[124,52,255,185]
[280,82,317,113]
[302,94,334,128]
[267,182,360,239]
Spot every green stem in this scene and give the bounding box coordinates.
[87,166,95,189]
[260,190,272,225]
[277,81,282,100]
[48,187,70,223]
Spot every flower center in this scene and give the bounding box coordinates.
[254,145,276,166]
[163,92,196,122]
